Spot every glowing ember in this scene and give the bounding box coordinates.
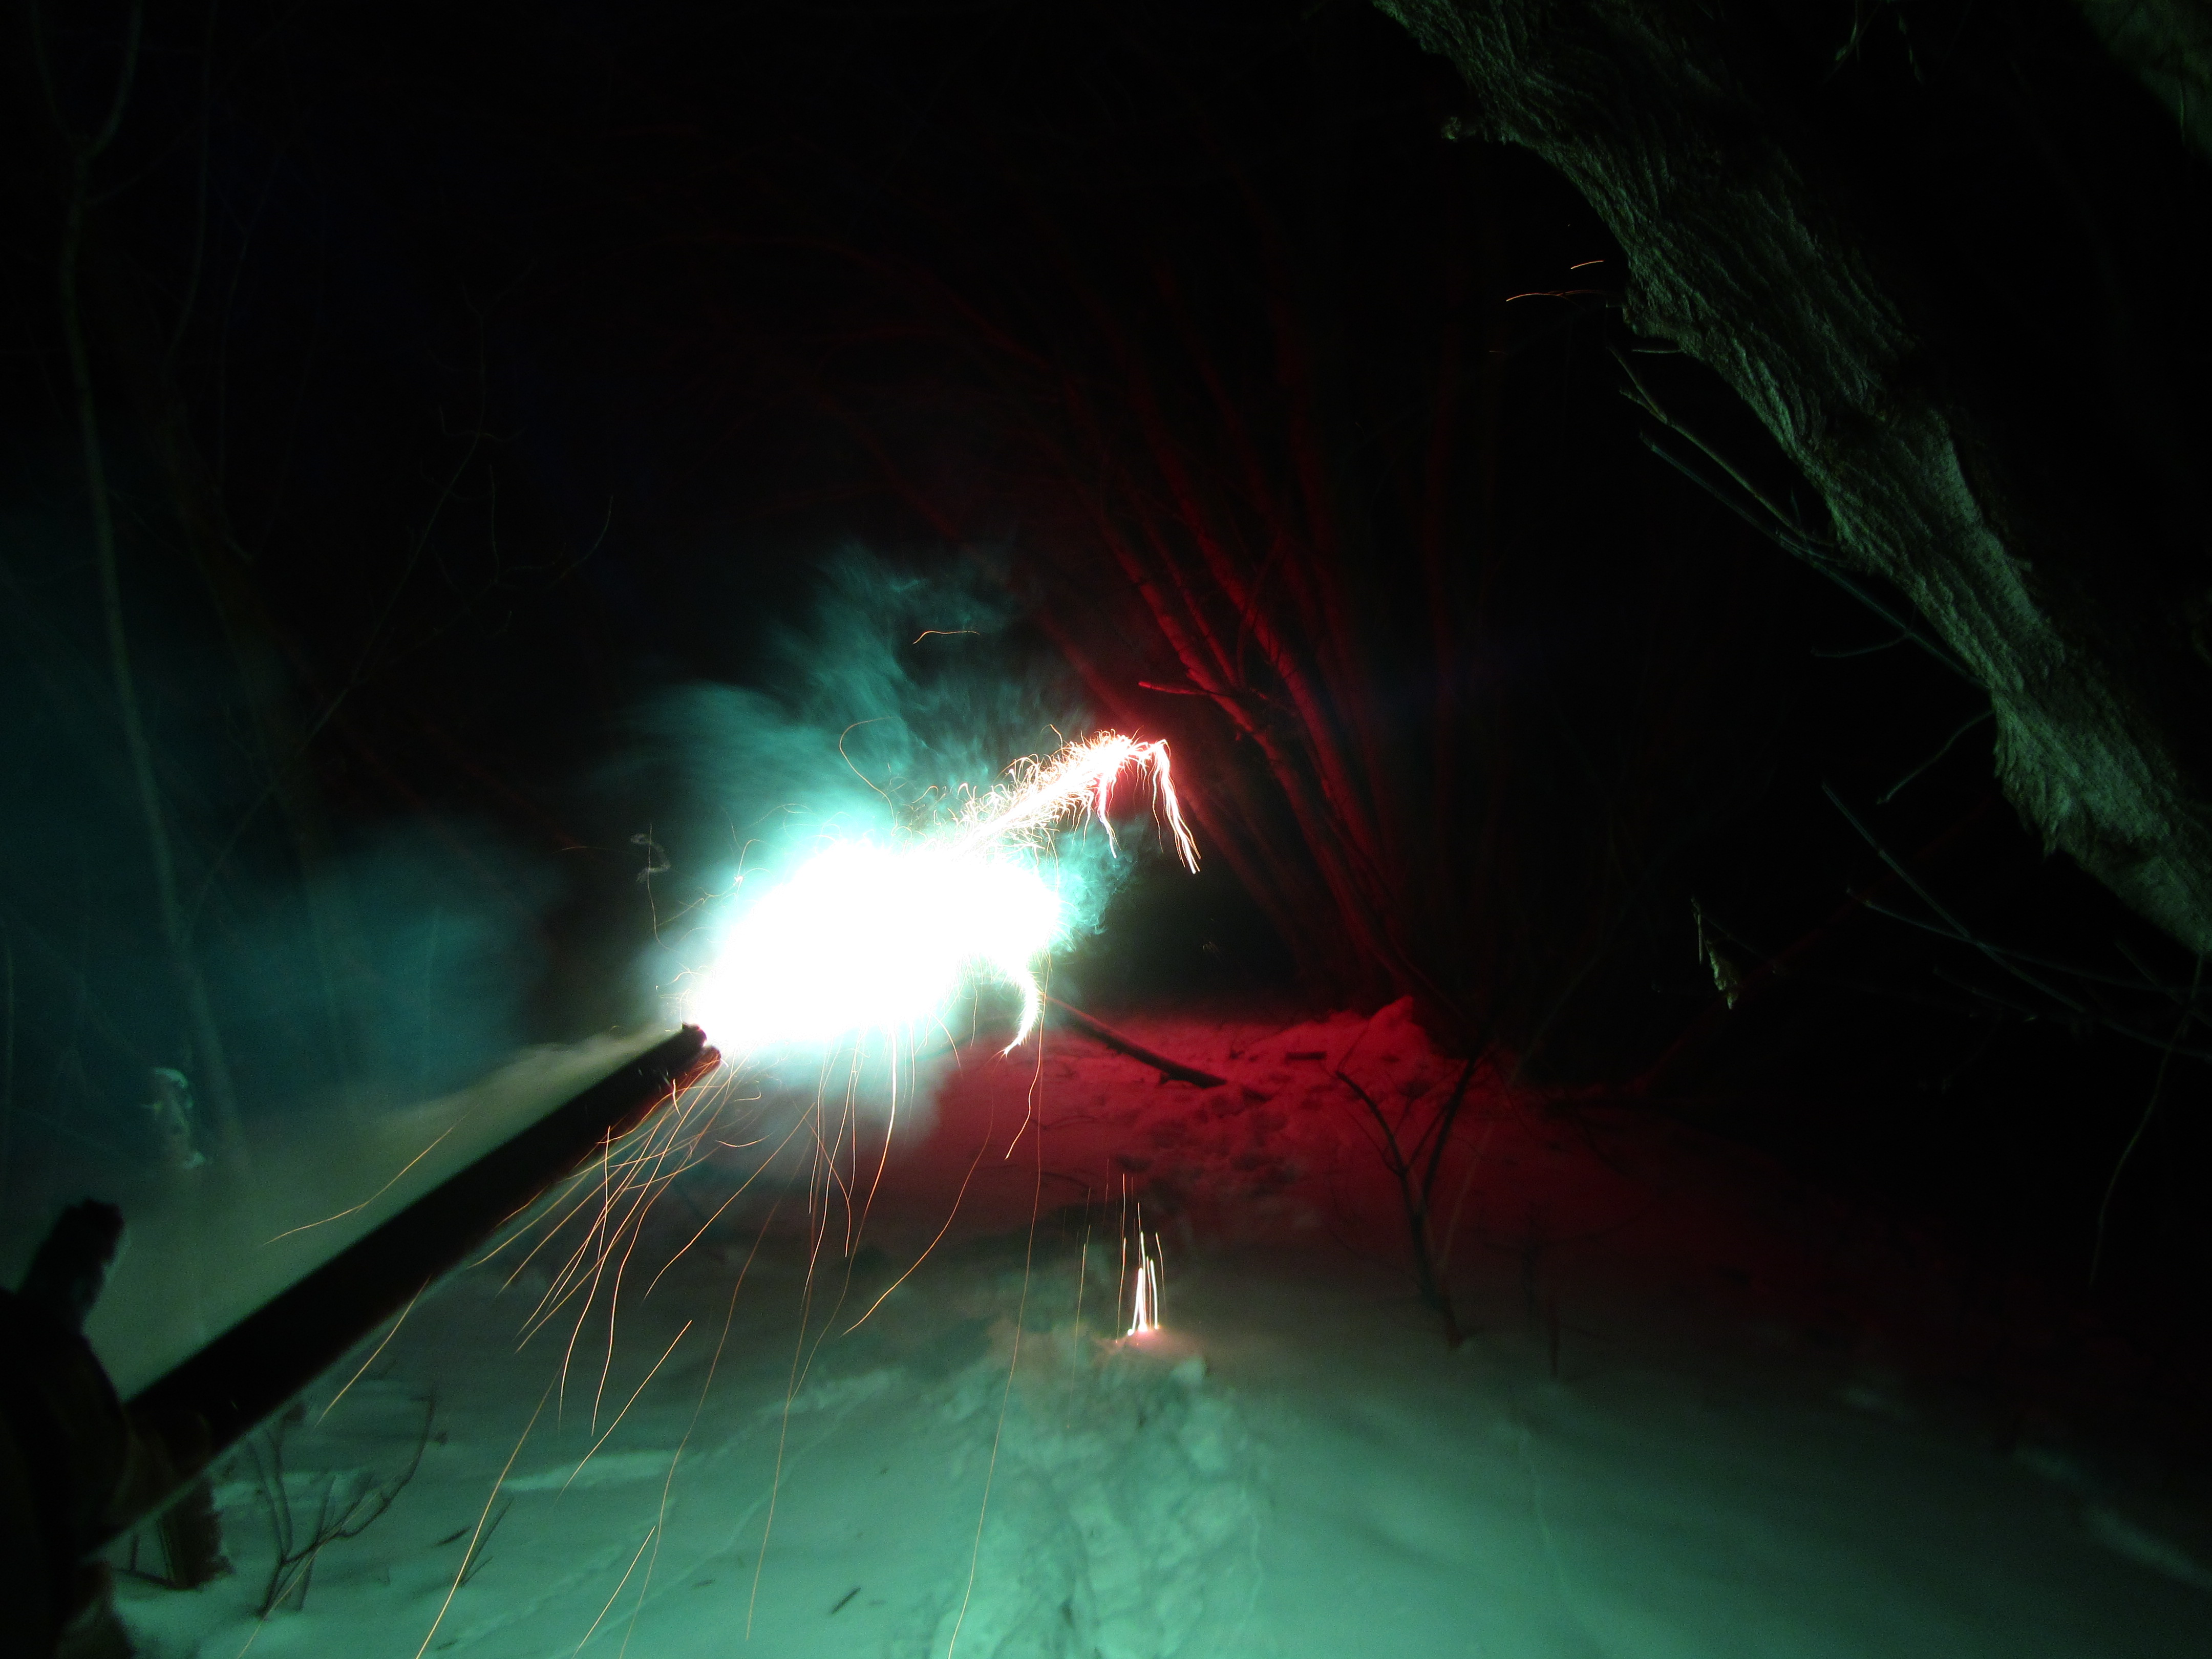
[683,732,1196,1055]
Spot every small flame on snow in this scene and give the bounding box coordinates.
[1125,1234,1163,1339]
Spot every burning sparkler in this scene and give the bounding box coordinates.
[1114,1179,1165,1339]
[1125,1232,1162,1338]
[682,732,1197,1056]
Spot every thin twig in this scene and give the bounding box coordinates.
[1812,634,1912,658]
[1612,354,1976,687]
[1858,902,2197,996]
[2093,956,2204,1283]
[1824,783,2087,1012]
[1335,1061,1474,1347]
[457,1498,512,1588]
[1613,348,1832,549]
[1877,709,1992,804]
[252,1396,434,1615]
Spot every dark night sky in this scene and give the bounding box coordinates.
[6,0,2208,1334]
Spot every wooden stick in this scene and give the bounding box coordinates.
[1043,996,1226,1088]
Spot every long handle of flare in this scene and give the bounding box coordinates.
[110,1025,718,1542]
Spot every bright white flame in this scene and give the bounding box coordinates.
[681,732,1196,1057]
[685,841,1060,1053]
[1126,1233,1161,1337]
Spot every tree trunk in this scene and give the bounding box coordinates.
[1379,0,2212,952]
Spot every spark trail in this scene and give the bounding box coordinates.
[422,733,1197,1653]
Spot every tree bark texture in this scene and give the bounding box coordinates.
[2075,0,2212,162]
[1379,0,2212,952]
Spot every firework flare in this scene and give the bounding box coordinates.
[682,732,1197,1057]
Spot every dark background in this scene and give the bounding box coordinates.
[4,1,2204,1358]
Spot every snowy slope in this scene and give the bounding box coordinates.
[111,1006,2212,1658]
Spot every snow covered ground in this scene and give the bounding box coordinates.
[109,1005,2212,1657]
